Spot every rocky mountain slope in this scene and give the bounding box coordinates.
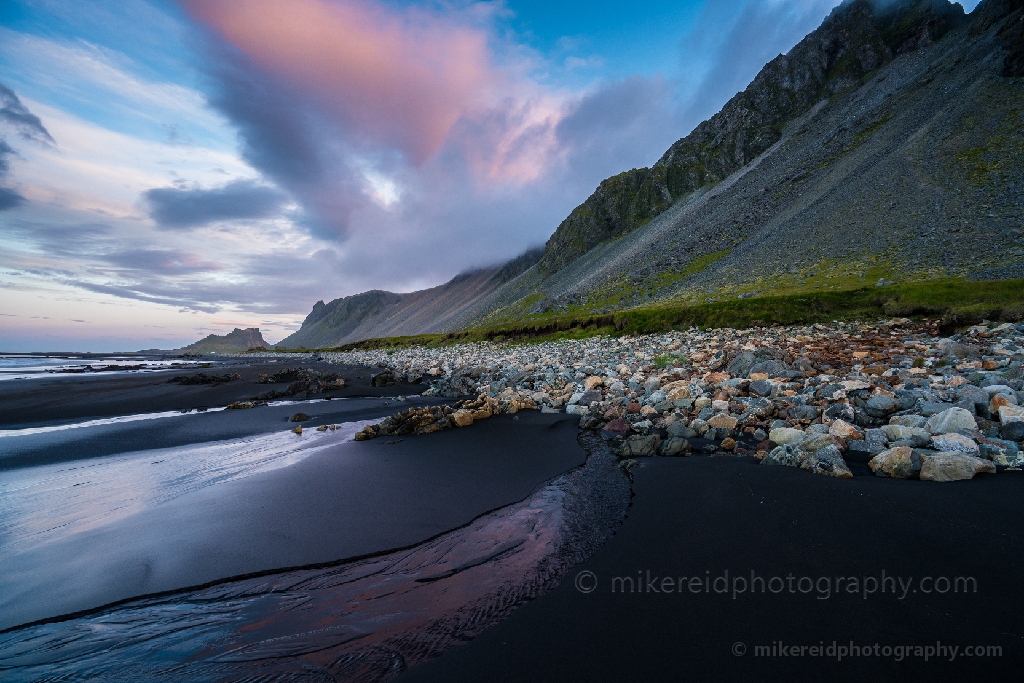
[179,327,268,354]
[280,249,542,348]
[287,0,1023,347]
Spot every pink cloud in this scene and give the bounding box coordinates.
[182,0,495,165]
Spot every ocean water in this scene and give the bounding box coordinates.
[0,419,377,556]
[0,355,209,381]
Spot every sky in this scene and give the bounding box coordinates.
[0,0,983,351]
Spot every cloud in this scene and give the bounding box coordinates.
[0,81,55,144]
[102,248,224,273]
[0,186,25,210]
[182,0,493,165]
[142,179,288,228]
[0,82,52,210]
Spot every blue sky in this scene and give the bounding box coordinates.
[0,0,983,350]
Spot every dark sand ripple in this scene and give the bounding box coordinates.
[0,435,629,682]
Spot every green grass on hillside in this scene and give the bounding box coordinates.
[259,279,1023,353]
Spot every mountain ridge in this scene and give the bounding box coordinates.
[284,0,1023,348]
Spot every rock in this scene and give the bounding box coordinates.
[666,420,690,437]
[925,407,977,435]
[226,401,255,409]
[864,394,900,418]
[370,371,396,387]
[1001,421,1024,442]
[619,434,662,457]
[726,350,757,377]
[748,379,773,397]
[631,419,654,433]
[769,427,805,446]
[292,425,303,434]
[797,433,841,454]
[453,409,474,427]
[881,424,931,446]
[660,437,691,456]
[579,389,603,405]
[930,432,980,455]
[801,444,853,478]
[690,418,709,435]
[869,446,921,479]
[290,412,311,422]
[791,405,819,422]
[889,414,928,428]
[626,402,642,414]
[919,402,953,417]
[707,413,739,430]
[584,376,603,390]
[762,444,802,467]
[829,419,863,440]
[979,438,1021,466]
[601,417,631,440]
[919,452,996,482]
[619,459,639,470]
[749,360,790,378]
[998,404,1024,424]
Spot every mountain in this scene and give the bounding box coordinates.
[286,0,1024,347]
[178,328,269,354]
[279,249,543,348]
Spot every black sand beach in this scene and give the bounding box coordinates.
[0,358,415,429]
[400,455,1024,681]
[0,411,585,631]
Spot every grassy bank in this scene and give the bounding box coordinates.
[267,278,1023,353]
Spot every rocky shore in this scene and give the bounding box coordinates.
[309,318,1024,483]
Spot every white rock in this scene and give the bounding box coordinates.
[925,407,977,435]
[998,404,1024,424]
[930,432,980,455]
[769,428,805,446]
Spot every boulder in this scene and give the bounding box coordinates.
[707,413,739,430]
[290,412,311,422]
[452,409,474,427]
[762,444,802,467]
[748,379,773,398]
[619,434,662,457]
[1001,421,1024,442]
[829,419,863,440]
[979,438,1021,466]
[869,446,921,479]
[660,437,691,456]
[584,376,603,390]
[998,404,1024,424]
[801,444,853,478]
[919,452,996,482]
[864,394,900,418]
[930,432,980,455]
[769,427,805,446]
[881,424,931,446]
[797,433,842,454]
[925,407,976,435]
[749,360,790,378]
[889,414,928,428]
[601,417,631,440]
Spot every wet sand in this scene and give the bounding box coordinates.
[0,412,586,631]
[0,359,415,429]
[401,456,1024,681]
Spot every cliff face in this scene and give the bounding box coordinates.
[179,328,268,353]
[537,0,968,273]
